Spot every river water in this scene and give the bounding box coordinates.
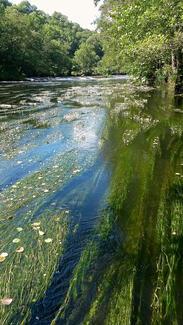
[0,77,183,324]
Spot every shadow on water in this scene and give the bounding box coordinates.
[41,87,183,325]
[29,157,110,324]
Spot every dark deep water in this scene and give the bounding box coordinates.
[0,77,183,325]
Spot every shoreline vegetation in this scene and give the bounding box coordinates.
[0,0,183,94]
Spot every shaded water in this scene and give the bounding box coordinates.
[0,77,183,324]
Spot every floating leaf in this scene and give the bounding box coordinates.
[32,222,41,227]
[73,169,80,174]
[1,298,13,305]
[32,226,40,230]
[45,238,53,243]
[39,230,45,236]
[16,247,24,253]
[12,238,20,243]
[17,227,23,232]
[0,253,8,262]
[0,256,5,262]
[0,252,8,257]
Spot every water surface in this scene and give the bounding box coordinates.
[0,77,183,324]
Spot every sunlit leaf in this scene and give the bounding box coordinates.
[0,256,6,262]
[39,230,45,236]
[16,247,24,253]
[44,238,53,243]
[12,238,21,243]
[73,169,81,174]
[17,227,23,232]
[33,226,40,230]
[0,252,8,257]
[1,298,13,306]
[0,253,8,263]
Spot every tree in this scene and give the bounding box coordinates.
[73,34,103,75]
[0,0,11,14]
[0,2,99,80]
[97,0,183,90]
[15,1,37,14]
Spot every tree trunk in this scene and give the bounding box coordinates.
[171,51,176,73]
[175,49,183,94]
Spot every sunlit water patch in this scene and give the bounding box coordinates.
[0,77,118,323]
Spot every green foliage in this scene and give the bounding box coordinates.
[15,0,37,14]
[0,0,11,10]
[73,33,103,75]
[97,0,183,88]
[0,1,103,80]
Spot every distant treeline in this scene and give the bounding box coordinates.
[1,0,183,92]
[0,0,104,80]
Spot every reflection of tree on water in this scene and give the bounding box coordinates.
[105,90,183,325]
[58,88,183,325]
[130,128,181,325]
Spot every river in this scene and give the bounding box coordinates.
[0,77,183,324]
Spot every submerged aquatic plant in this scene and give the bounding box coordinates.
[0,79,183,324]
[49,87,183,325]
[0,210,68,324]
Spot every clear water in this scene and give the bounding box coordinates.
[0,77,183,324]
